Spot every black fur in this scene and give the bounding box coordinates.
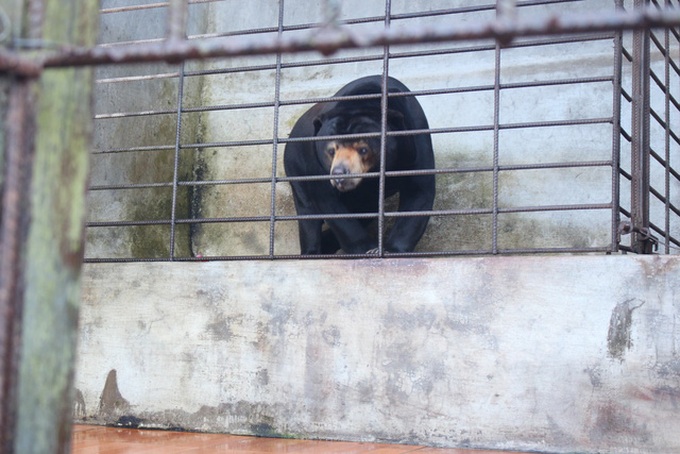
[284,75,435,254]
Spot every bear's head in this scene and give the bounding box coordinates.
[313,110,404,192]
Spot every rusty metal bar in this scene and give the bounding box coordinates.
[97,74,614,120]
[496,0,518,45]
[1,1,98,453]
[136,202,588,237]
[268,0,285,258]
[167,0,188,42]
[492,41,502,255]
[87,158,612,197]
[630,0,654,253]
[92,114,614,156]
[497,0,518,18]
[0,48,42,77]
[168,63,185,260]
[85,203,613,232]
[9,6,674,72]
[92,32,611,90]
[92,145,175,155]
[102,0,219,15]
[376,0,392,256]
[0,77,35,454]
[164,0,582,43]
[611,0,625,253]
[85,244,617,263]
[662,0,672,253]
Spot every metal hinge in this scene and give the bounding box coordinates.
[618,221,659,253]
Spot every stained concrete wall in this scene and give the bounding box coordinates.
[188,0,620,256]
[84,0,678,258]
[87,2,210,259]
[74,255,680,453]
[80,3,680,452]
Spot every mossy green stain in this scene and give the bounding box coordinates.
[250,423,300,439]
[121,78,203,258]
[14,1,99,453]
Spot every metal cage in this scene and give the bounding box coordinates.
[80,0,680,261]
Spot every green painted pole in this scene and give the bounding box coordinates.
[0,0,98,453]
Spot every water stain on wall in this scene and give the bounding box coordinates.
[99,369,130,417]
[607,299,645,362]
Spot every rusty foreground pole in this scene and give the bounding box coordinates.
[0,0,98,453]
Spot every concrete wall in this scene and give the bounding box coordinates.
[84,0,667,259]
[79,3,680,453]
[74,255,680,453]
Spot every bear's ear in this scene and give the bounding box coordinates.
[313,117,324,135]
[386,109,406,130]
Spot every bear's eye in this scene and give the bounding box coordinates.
[327,147,335,156]
[358,147,369,156]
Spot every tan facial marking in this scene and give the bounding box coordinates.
[329,141,376,192]
[330,141,375,174]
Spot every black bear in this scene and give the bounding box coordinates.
[283,75,435,255]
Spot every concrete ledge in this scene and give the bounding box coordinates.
[74,256,680,453]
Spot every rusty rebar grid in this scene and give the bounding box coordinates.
[68,0,680,260]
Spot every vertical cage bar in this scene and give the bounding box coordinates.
[10,0,98,449]
[611,0,624,253]
[377,0,392,256]
[663,0,671,253]
[167,0,188,42]
[269,0,285,258]
[0,78,35,454]
[492,41,502,255]
[169,63,186,260]
[630,0,653,253]
[497,0,516,21]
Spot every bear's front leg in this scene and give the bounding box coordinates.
[296,218,324,254]
[385,174,435,253]
[325,218,377,254]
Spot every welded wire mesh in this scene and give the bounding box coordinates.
[617,0,680,253]
[84,0,680,261]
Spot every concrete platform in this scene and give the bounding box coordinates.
[74,255,680,453]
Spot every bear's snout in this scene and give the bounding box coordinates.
[332,164,350,176]
[330,163,360,192]
[329,144,370,192]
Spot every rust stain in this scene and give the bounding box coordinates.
[591,401,650,443]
